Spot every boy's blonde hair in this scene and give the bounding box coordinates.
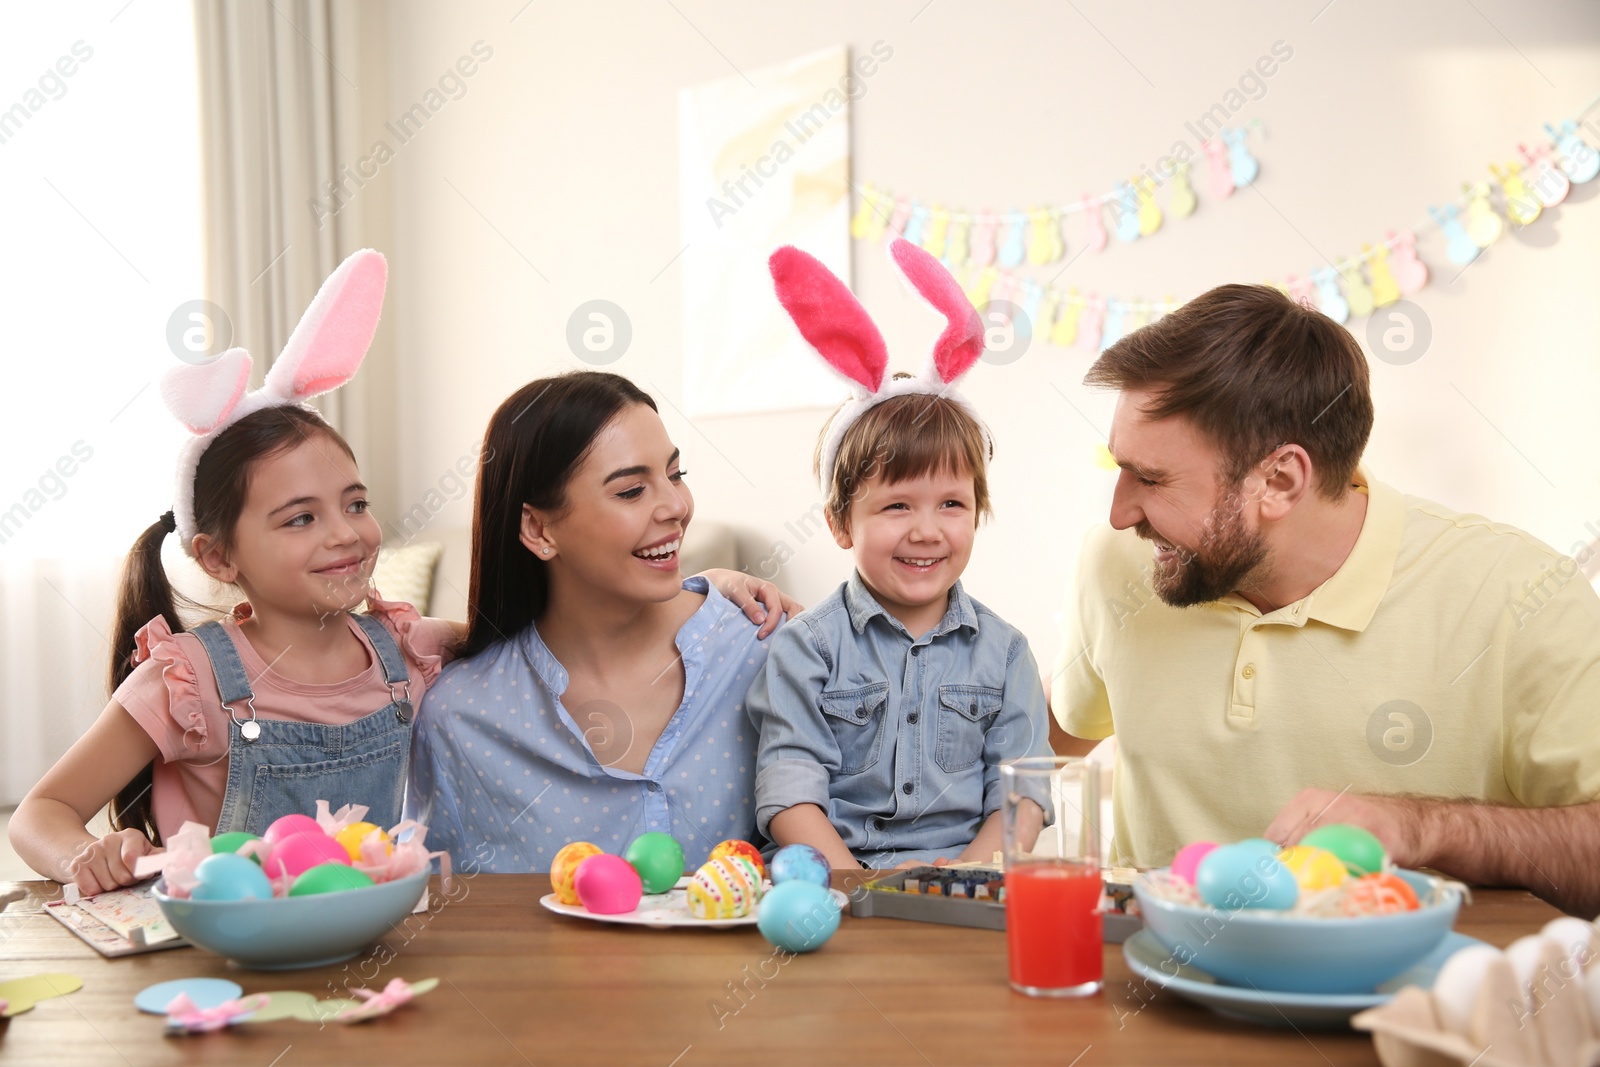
[816,380,993,532]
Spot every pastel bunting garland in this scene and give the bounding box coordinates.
[856,110,1599,351]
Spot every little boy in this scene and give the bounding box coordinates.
[747,333,1053,871]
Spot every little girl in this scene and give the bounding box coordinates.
[9,250,458,895]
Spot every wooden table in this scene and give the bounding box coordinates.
[0,873,1562,1066]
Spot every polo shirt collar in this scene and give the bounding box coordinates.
[844,570,979,638]
[1298,466,1404,632]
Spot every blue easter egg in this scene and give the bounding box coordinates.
[1195,842,1298,911]
[191,851,274,901]
[756,881,839,953]
[769,843,830,889]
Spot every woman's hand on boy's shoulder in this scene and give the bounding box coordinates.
[66,829,159,896]
[698,569,803,639]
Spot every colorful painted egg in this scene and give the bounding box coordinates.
[210,831,262,858]
[262,831,349,879]
[550,841,603,905]
[262,814,322,846]
[624,832,686,894]
[1195,842,1298,910]
[1278,845,1349,892]
[573,854,643,915]
[333,822,390,862]
[686,857,763,920]
[190,852,274,901]
[708,839,766,880]
[1300,824,1386,876]
[289,863,376,897]
[1169,841,1217,886]
[770,843,830,889]
[1341,872,1419,916]
[756,881,839,952]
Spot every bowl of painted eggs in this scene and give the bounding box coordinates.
[1132,825,1465,994]
[545,838,840,952]
[152,811,435,970]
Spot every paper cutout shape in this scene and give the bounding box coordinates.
[135,977,243,1015]
[164,993,270,1034]
[0,974,84,1017]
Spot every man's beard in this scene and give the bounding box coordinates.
[1136,487,1268,607]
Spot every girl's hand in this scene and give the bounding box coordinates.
[698,569,803,639]
[66,830,158,896]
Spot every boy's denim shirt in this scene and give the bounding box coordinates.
[748,572,1052,866]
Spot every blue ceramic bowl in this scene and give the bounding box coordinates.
[1133,868,1462,994]
[154,869,429,970]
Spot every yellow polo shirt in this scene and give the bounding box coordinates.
[1055,470,1600,868]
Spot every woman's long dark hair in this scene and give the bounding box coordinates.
[109,405,356,842]
[461,371,656,658]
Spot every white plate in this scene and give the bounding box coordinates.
[540,877,846,930]
[1121,929,1488,1029]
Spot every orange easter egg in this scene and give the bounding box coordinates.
[708,839,766,880]
[551,841,604,905]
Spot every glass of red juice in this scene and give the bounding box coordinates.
[1001,756,1103,997]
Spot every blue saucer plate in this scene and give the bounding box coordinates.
[1121,929,1487,1029]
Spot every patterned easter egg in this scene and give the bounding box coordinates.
[551,841,603,906]
[686,856,763,920]
[708,839,766,880]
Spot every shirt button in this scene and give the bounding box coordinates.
[1242,664,1256,680]
[906,712,919,724]
[856,706,867,720]
[902,782,913,794]
[647,782,661,792]
[910,647,921,657]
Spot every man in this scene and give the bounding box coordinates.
[1053,283,1600,916]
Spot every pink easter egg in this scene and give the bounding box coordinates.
[263,831,350,879]
[573,853,643,915]
[1171,841,1219,886]
[262,814,323,846]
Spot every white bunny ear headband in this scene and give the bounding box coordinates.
[768,237,989,490]
[159,249,388,556]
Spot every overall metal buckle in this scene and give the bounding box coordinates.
[225,695,261,742]
[390,681,414,724]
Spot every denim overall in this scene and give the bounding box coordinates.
[193,615,414,835]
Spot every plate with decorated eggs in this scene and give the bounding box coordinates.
[541,839,845,929]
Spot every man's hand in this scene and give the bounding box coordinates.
[1265,788,1430,866]
[1267,789,1600,916]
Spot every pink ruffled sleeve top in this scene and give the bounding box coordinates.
[111,595,455,841]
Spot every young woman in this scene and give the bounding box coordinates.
[408,371,794,871]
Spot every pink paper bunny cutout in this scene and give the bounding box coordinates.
[769,237,989,488]
[159,249,388,553]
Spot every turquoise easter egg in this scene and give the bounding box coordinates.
[756,881,839,953]
[769,843,830,889]
[1195,842,1299,911]
[191,852,274,901]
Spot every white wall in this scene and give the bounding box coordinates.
[367,0,1600,666]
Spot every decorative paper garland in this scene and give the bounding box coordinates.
[856,109,1599,351]
[852,124,1263,268]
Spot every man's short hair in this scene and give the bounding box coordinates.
[1085,283,1373,497]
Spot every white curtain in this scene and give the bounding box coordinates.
[192,0,382,449]
[0,0,388,805]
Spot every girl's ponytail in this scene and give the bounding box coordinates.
[106,511,182,843]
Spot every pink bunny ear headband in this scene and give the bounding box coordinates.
[768,237,988,490]
[159,249,388,556]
